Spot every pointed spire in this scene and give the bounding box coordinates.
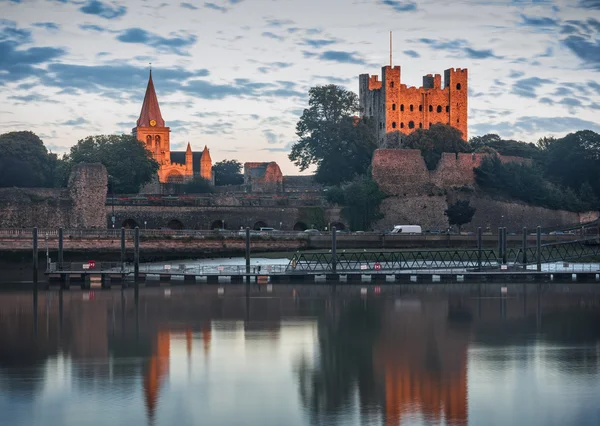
[137,70,165,127]
[186,142,192,153]
[201,145,211,162]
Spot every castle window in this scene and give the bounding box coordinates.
[457,118,460,123]
[391,81,394,88]
[456,83,461,90]
[446,105,449,112]
[400,104,404,111]
[392,103,396,111]
[408,121,415,129]
[419,123,423,128]
[437,105,442,113]
[429,105,433,112]
[400,122,404,128]
[369,107,372,115]
[392,122,397,129]
[379,122,383,129]
[429,122,432,127]
[419,105,423,112]
[410,104,414,111]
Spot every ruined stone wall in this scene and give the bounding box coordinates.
[244,162,283,193]
[0,163,107,229]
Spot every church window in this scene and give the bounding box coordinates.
[456,83,461,90]
[419,123,423,128]
[400,104,404,111]
[392,122,397,129]
[392,104,396,110]
[146,135,152,145]
[408,121,415,129]
[410,104,414,111]
[429,105,433,112]
[437,105,442,113]
[446,105,449,112]
[400,122,404,128]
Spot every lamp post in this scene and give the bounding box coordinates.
[144,221,147,230]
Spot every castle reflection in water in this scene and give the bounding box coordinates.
[0,284,599,426]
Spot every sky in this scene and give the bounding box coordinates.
[0,0,599,175]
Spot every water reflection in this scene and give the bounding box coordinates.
[0,285,599,426]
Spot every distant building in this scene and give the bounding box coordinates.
[244,162,283,193]
[133,71,212,183]
[359,65,468,147]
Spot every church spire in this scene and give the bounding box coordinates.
[137,70,165,127]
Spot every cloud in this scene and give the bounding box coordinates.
[519,14,558,28]
[579,0,600,9]
[0,19,32,43]
[0,34,66,84]
[256,61,293,73]
[264,18,295,27]
[539,97,553,105]
[508,70,524,78]
[32,22,60,31]
[588,81,600,95]
[315,50,366,65]
[417,38,502,59]
[79,23,106,32]
[403,49,420,58]
[301,38,336,48]
[79,0,127,20]
[379,0,417,12]
[7,93,58,103]
[204,2,227,12]
[558,97,583,108]
[562,34,600,70]
[180,2,198,9]
[263,129,279,144]
[473,116,600,137]
[511,77,553,98]
[61,117,89,126]
[312,75,353,84]
[261,31,285,41]
[116,28,197,55]
[263,141,294,153]
[464,47,501,59]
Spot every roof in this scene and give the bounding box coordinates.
[137,70,165,128]
[170,151,204,174]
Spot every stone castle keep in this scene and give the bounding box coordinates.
[359,66,468,146]
[133,71,213,184]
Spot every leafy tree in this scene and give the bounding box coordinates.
[213,159,244,186]
[183,177,214,193]
[469,133,540,159]
[444,200,476,232]
[289,85,377,185]
[402,124,470,170]
[62,134,159,193]
[0,131,60,187]
[326,176,386,231]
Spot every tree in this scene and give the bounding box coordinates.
[0,131,60,187]
[469,133,540,159]
[183,177,214,193]
[326,176,386,231]
[289,85,377,186]
[62,134,159,193]
[444,200,476,232]
[402,124,470,170]
[212,159,244,186]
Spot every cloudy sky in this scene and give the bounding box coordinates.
[1,0,599,174]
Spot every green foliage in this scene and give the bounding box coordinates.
[289,85,377,186]
[326,176,386,231]
[0,131,61,187]
[183,177,214,193]
[298,207,328,230]
[444,200,476,232]
[212,159,244,186]
[469,133,540,159]
[402,124,470,170]
[474,155,593,212]
[63,134,159,193]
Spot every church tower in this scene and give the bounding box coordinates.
[133,70,172,181]
[200,145,213,182]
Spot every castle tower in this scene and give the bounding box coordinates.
[185,142,193,173]
[133,70,172,180]
[200,145,212,181]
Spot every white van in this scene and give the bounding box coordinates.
[390,225,422,234]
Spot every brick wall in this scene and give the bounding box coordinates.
[244,162,283,193]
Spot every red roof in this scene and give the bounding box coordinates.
[137,70,165,127]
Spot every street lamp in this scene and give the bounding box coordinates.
[144,220,147,230]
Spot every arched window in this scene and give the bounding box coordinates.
[408,121,415,129]
[446,106,449,112]
[392,103,396,111]
[419,123,423,128]
[146,135,152,146]
[155,135,161,148]
[419,105,423,112]
[437,105,442,113]
[410,104,414,111]
[390,81,394,88]
[456,83,461,90]
[400,104,404,112]
[400,122,404,128]
[429,105,433,112]
[392,122,397,129]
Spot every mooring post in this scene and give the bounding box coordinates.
[502,227,507,265]
[331,226,337,274]
[477,227,482,269]
[134,226,140,283]
[522,227,528,269]
[58,227,64,264]
[33,227,38,286]
[497,227,503,261]
[120,227,126,274]
[536,226,542,272]
[245,227,251,284]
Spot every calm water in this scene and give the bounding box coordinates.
[1,284,599,426]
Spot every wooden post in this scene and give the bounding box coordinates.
[245,227,250,284]
[58,227,64,264]
[134,226,140,282]
[33,227,38,285]
[120,227,126,274]
[477,227,482,270]
[522,227,528,269]
[331,226,337,274]
[536,226,542,272]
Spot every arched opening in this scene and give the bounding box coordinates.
[392,104,396,111]
[392,122,396,129]
[167,171,184,184]
[429,122,432,127]
[390,81,394,88]
[400,104,404,111]
[456,83,461,90]
[254,221,268,230]
[437,105,442,113]
[293,221,308,231]
[331,222,346,231]
[210,220,224,230]
[409,104,414,111]
[419,105,423,112]
[408,121,415,129]
[400,122,404,128]
[419,123,423,128]
[429,105,433,112]
[446,105,449,112]
[122,219,138,229]
[146,135,152,147]
[167,219,184,230]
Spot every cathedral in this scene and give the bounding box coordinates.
[133,71,213,183]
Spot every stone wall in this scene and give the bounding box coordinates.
[244,162,283,193]
[0,163,108,228]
